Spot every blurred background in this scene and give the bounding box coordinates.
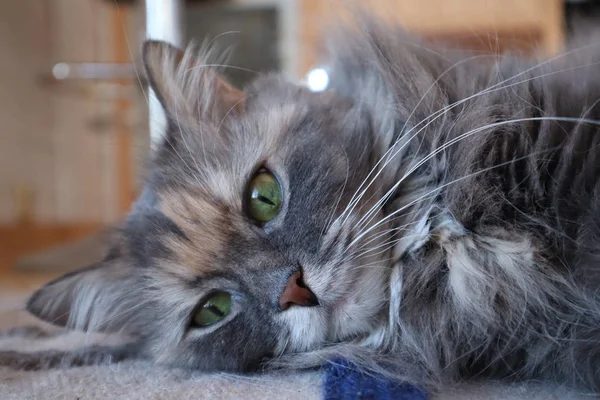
[0,0,598,287]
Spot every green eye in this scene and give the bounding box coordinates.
[193,292,232,327]
[247,170,282,222]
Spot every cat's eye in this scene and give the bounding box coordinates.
[193,291,232,327]
[247,170,282,223]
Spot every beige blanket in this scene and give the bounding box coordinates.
[0,290,592,399]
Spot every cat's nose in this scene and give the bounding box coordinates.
[279,270,319,310]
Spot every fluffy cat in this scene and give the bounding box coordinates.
[23,14,600,393]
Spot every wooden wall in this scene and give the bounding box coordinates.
[0,1,54,223]
[0,0,146,226]
[297,0,565,76]
[0,1,149,268]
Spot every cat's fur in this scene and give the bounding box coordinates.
[24,14,600,393]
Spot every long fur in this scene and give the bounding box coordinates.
[22,12,600,395]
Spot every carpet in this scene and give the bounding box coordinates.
[0,289,594,399]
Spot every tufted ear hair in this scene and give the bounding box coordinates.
[142,40,246,123]
[26,248,145,334]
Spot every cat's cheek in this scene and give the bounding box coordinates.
[329,261,389,341]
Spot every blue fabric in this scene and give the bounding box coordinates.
[323,359,428,400]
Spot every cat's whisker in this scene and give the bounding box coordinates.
[321,147,351,241]
[501,188,592,247]
[354,112,600,237]
[146,62,208,184]
[345,219,423,261]
[112,0,149,107]
[352,191,443,249]
[350,219,417,253]
[184,63,263,76]
[347,256,398,273]
[351,223,428,258]
[351,60,600,233]
[172,108,207,187]
[349,141,573,247]
[347,232,426,263]
[336,54,493,225]
[341,51,600,230]
[38,287,156,330]
[205,31,242,48]
[196,65,209,164]
[183,43,237,165]
[90,296,156,333]
[216,94,251,137]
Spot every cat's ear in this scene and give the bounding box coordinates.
[26,251,144,334]
[142,40,245,121]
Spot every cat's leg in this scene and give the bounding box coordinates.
[0,325,58,339]
[0,343,140,371]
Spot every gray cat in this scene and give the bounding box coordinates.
[22,14,600,394]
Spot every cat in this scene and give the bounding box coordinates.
[21,13,600,394]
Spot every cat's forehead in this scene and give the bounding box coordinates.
[156,87,353,186]
[141,75,369,283]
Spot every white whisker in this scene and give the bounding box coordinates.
[351,60,600,233]
[349,142,570,247]
[338,50,600,232]
[337,54,493,225]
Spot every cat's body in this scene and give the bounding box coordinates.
[323,24,600,389]
[21,14,600,394]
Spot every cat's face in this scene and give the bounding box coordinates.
[27,41,399,371]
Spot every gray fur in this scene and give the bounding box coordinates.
[0,344,138,371]
[24,13,600,395]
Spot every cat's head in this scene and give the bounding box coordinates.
[26,35,436,371]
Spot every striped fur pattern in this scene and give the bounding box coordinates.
[25,14,600,394]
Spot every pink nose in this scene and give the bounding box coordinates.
[279,271,319,310]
